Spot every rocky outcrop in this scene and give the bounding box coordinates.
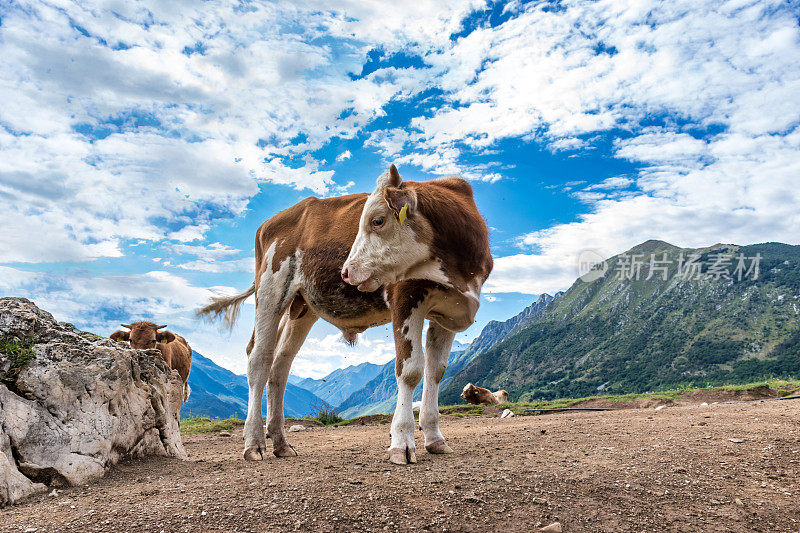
[0,298,186,505]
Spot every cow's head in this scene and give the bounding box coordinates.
[341,165,430,292]
[110,321,175,350]
[460,383,478,402]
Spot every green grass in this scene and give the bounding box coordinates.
[0,336,35,386]
[306,405,344,426]
[0,336,35,369]
[720,379,800,393]
[180,417,244,436]
[437,379,800,416]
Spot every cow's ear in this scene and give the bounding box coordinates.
[376,164,403,189]
[157,330,176,344]
[388,164,402,187]
[110,330,129,342]
[382,187,417,225]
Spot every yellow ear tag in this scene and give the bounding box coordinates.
[160,339,168,344]
[397,203,408,225]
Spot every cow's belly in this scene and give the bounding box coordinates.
[299,243,390,329]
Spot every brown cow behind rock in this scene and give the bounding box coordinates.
[461,383,508,405]
[111,322,192,402]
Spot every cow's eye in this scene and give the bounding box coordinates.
[371,216,385,228]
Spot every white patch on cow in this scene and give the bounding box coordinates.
[419,323,453,449]
[244,242,304,459]
[404,259,451,287]
[389,310,426,461]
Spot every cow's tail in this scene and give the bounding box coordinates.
[196,282,255,330]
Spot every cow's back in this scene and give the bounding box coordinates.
[163,335,191,383]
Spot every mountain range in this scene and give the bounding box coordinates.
[439,240,800,403]
[182,352,329,419]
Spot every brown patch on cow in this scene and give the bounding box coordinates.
[386,280,440,379]
[301,241,388,321]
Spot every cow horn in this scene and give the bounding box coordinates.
[156,324,168,330]
[121,323,132,329]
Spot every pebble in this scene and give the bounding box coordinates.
[539,522,562,532]
[48,489,58,497]
[501,409,514,419]
[655,405,666,411]
[729,438,745,443]
[219,431,232,437]
[289,425,306,432]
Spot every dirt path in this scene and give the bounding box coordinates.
[2,400,799,532]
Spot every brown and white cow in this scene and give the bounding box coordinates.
[110,322,192,401]
[461,383,509,405]
[198,165,492,464]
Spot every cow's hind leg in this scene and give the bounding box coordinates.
[266,308,317,457]
[420,322,455,454]
[243,254,298,461]
[388,306,425,465]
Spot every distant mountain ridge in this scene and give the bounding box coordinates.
[295,362,382,407]
[440,240,800,404]
[182,352,328,419]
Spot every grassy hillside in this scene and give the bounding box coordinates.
[441,241,800,404]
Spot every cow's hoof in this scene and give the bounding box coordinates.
[388,446,417,465]
[425,440,453,454]
[243,446,265,461]
[273,444,297,458]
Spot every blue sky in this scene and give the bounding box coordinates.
[1,0,799,377]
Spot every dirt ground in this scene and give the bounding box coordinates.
[2,399,799,532]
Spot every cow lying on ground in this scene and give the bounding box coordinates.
[461,383,509,405]
[198,165,492,464]
[111,322,192,401]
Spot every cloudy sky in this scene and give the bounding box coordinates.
[1,0,798,378]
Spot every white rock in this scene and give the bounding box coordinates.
[539,522,562,532]
[288,425,306,432]
[700,402,708,406]
[0,298,186,506]
[654,405,666,411]
[500,409,514,419]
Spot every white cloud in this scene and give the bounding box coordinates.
[0,0,485,263]
[336,150,352,162]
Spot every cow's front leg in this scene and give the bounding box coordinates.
[243,308,280,461]
[420,322,454,454]
[388,307,425,465]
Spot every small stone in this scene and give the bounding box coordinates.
[24,528,38,533]
[700,402,708,406]
[289,425,306,432]
[48,489,59,497]
[539,522,562,532]
[655,405,666,411]
[729,438,745,443]
[531,497,548,505]
[500,409,514,419]
[219,431,232,437]
[463,493,484,504]
[201,511,207,516]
